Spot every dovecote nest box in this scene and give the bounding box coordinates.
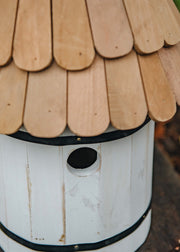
[0,1,180,252]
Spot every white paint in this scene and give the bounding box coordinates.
[0,211,151,252]
[64,143,102,244]
[0,121,155,252]
[99,134,132,238]
[25,143,64,244]
[145,122,155,207]
[0,136,31,252]
[130,122,152,223]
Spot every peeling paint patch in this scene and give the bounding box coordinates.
[59,234,65,243]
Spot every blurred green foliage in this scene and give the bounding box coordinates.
[173,0,180,11]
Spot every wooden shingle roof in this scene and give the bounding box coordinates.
[0,0,180,138]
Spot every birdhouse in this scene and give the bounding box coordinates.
[0,1,180,252]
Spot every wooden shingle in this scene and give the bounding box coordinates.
[0,0,179,137]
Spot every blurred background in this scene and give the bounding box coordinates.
[155,0,180,177]
[155,106,180,175]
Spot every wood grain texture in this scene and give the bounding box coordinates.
[138,53,176,122]
[86,0,133,58]
[68,55,110,137]
[151,0,180,46]
[167,0,180,27]
[53,0,95,71]
[105,50,147,130]
[123,0,164,54]
[0,62,27,134]
[24,62,67,138]
[13,0,52,71]
[0,0,18,66]
[159,43,180,105]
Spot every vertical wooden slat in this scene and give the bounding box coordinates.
[24,62,67,138]
[105,50,147,130]
[52,0,95,70]
[103,212,151,252]
[68,55,110,137]
[0,135,32,248]
[0,135,9,251]
[145,121,155,208]
[159,43,180,105]
[130,123,151,222]
[0,0,18,66]
[123,0,164,54]
[100,137,132,237]
[26,143,65,245]
[64,143,102,244]
[0,62,27,134]
[151,0,180,46]
[138,53,176,122]
[13,0,52,71]
[86,0,133,58]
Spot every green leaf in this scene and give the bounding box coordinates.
[174,0,180,11]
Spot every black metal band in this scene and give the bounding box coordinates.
[0,199,151,252]
[8,117,150,146]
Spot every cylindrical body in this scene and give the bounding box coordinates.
[0,121,154,252]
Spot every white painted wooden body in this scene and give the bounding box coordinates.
[0,121,155,252]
